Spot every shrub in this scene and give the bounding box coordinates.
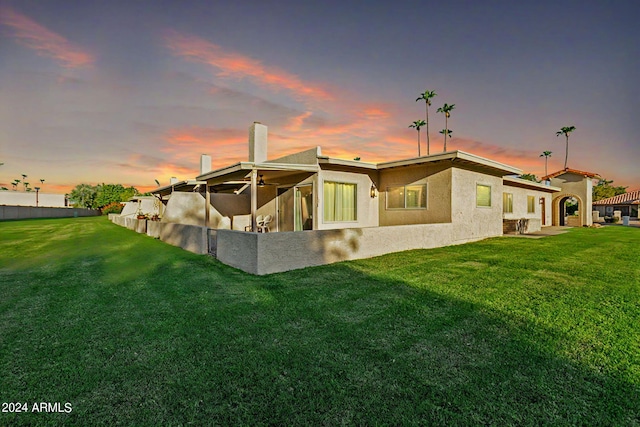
[101,202,124,215]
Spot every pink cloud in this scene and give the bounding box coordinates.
[0,6,94,68]
[164,30,333,102]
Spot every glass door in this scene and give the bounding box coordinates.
[294,184,313,231]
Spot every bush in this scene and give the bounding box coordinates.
[101,202,124,215]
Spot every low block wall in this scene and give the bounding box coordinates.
[158,223,209,254]
[217,223,458,275]
[109,216,209,254]
[0,205,100,221]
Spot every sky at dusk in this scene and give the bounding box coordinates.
[1,0,638,194]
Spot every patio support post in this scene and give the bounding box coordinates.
[204,183,210,227]
[251,169,258,232]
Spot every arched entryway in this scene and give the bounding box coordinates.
[553,194,584,226]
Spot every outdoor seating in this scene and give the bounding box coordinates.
[258,214,272,232]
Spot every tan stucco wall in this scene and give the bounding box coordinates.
[121,197,164,218]
[502,185,554,229]
[550,174,594,226]
[450,168,503,242]
[379,163,451,226]
[216,223,456,275]
[162,192,227,227]
[110,215,209,254]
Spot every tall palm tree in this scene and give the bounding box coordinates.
[409,119,426,157]
[11,180,19,191]
[436,103,455,152]
[556,126,576,169]
[21,174,27,191]
[416,90,437,155]
[439,129,452,142]
[539,150,552,177]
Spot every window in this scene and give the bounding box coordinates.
[503,193,513,213]
[476,184,491,207]
[527,196,536,213]
[323,181,357,221]
[387,185,427,209]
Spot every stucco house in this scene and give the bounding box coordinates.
[110,122,574,274]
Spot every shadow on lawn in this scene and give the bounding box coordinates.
[1,219,638,425]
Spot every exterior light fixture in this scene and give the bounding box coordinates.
[539,197,544,204]
[370,183,378,198]
[258,175,265,187]
[34,186,41,207]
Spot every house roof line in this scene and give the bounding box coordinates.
[542,168,600,180]
[593,189,640,205]
[377,150,522,175]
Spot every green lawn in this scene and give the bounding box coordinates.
[1,217,638,426]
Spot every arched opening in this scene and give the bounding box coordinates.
[554,194,583,226]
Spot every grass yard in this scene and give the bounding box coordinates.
[0,217,639,426]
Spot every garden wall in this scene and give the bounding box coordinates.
[0,205,100,221]
[216,223,457,275]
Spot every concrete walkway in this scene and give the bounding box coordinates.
[503,226,572,239]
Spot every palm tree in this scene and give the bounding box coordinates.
[436,103,455,152]
[40,178,45,185]
[439,129,452,142]
[539,151,552,177]
[13,179,20,191]
[21,174,27,191]
[416,90,437,155]
[556,126,576,169]
[409,119,426,156]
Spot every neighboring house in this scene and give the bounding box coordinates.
[593,189,640,218]
[111,123,606,274]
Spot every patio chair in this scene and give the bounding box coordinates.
[258,214,272,233]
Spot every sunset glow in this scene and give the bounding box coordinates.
[1,2,638,194]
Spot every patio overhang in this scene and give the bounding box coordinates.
[150,180,207,198]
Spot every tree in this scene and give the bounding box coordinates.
[416,90,437,155]
[21,174,27,191]
[539,151,552,177]
[556,126,576,169]
[69,184,98,208]
[409,119,427,157]
[519,173,539,182]
[11,180,19,191]
[436,103,455,152]
[94,184,139,208]
[593,178,627,201]
[439,129,452,142]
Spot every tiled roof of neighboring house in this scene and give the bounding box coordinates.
[593,189,640,206]
[541,168,600,180]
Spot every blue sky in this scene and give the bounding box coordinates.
[1,0,638,193]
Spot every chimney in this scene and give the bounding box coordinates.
[249,122,268,163]
[200,154,212,175]
[170,177,178,185]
